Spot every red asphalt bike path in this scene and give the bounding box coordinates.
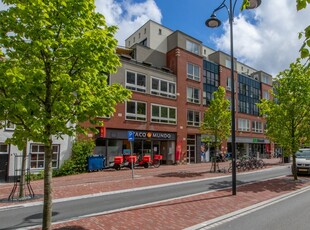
[1,158,310,230]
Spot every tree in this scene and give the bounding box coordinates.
[257,60,310,180]
[0,1,131,229]
[200,86,231,172]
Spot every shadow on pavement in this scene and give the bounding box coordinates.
[239,176,310,194]
[54,226,87,230]
[156,171,208,178]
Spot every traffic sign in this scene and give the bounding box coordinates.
[128,131,135,141]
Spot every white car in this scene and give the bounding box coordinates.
[294,148,310,175]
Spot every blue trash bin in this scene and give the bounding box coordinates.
[87,155,105,171]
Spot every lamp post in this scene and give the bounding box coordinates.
[205,0,261,195]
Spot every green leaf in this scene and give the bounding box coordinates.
[301,48,310,58]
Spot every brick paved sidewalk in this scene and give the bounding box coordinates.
[0,158,282,206]
[1,157,305,230]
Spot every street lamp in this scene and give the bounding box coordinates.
[205,0,261,195]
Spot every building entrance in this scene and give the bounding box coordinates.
[0,154,8,182]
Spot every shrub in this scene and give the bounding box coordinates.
[55,139,95,176]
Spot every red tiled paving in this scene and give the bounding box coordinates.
[1,158,309,230]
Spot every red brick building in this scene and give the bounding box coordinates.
[90,20,274,165]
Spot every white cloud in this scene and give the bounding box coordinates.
[95,0,162,46]
[0,0,161,47]
[212,0,310,76]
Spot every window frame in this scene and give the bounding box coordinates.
[150,77,176,99]
[125,70,147,92]
[30,144,60,169]
[187,86,200,104]
[125,100,147,121]
[187,63,200,81]
[252,121,263,133]
[4,120,15,131]
[187,110,200,127]
[186,40,199,54]
[151,104,177,124]
[238,118,250,132]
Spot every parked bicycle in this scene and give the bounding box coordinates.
[227,157,264,173]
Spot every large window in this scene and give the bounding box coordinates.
[187,110,200,127]
[252,121,263,133]
[187,63,200,81]
[126,101,147,121]
[30,144,59,169]
[187,87,200,104]
[126,70,146,92]
[203,60,219,106]
[151,104,176,124]
[186,40,199,54]
[238,74,260,115]
[238,118,250,132]
[151,77,176,99]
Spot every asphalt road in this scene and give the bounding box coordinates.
[0,166,290,230]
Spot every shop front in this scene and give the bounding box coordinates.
[227,137,271,159]
[95,128,176,165]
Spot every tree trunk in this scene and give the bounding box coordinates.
[292,153,297,180]
[18,143,27,198]
[42,136,53,230]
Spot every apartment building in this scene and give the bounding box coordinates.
[92,20,274,165]
[0,20,274,182]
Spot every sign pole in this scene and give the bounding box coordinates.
[128,131,135,179]
[130,141,134,179]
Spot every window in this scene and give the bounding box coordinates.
[126,70,146,92]
[140,38,147,47]
[186,40,199,54]
[262,74,270,84]
[187,63,200,81]
[187,110,200,127]
[159,29,162,35]
[225,59,231,68]
[30,144,59,169]
[151,104,176,124]
[151,77,176,99]
[226,77,231,90]
[238,118,250,131]
[263,90,269,99]
[126,101,147,121]
[252,121,263,133]
[5,120,15,131]
[0,144,8,153]
[187,87,200,104]
[226,96,232,110]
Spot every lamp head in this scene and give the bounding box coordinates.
[246,0,261,9]
[205,14,221,28]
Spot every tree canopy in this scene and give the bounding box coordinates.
[0,0,131,228]
[257,59,310,179]
[200,86,231,150]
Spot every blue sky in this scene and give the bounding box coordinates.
[1,0,310,77]
[94,0,310,77]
